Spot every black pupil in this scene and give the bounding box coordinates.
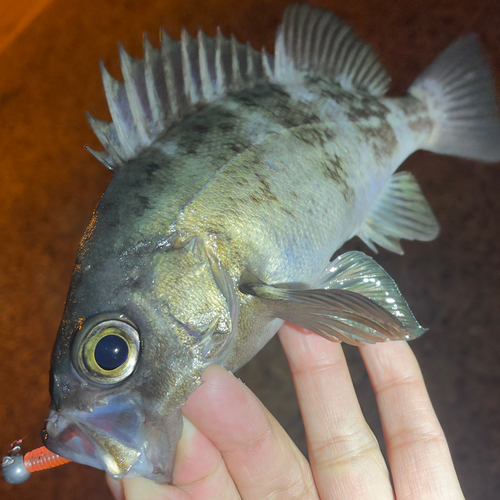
[95,335,129,371]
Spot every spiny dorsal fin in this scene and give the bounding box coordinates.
[87,29,274,169]
[274,4,390,96]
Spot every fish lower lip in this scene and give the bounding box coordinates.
[44,409,144,477]
[78,421,141,477]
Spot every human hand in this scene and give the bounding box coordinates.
[107,323,465,500]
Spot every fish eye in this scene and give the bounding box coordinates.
[94,334,129,370]
[71,314,140,386]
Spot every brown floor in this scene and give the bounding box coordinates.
[0,0,53,54]
[1,1,500,499]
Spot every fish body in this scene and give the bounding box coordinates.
[43,4,500,484]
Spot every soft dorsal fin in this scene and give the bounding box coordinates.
[274,4,390,96]
[87,29,275,169]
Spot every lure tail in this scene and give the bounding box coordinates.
[2,442,71,485]
[410,35,500,162]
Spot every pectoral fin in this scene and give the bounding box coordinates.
[240,251,425,346]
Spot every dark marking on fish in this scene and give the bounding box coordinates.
[256,174,278,202]
[233,91,261,108]
[309,75,392,126]
[320,153,353,202]
[279,205,295,217]
[399,95,427,117]
[357,120,399,161]
[396,95,434,136]
[146,162,160,182]
[132,194,152,217]
[290,126,334,148]
[217,121,237,133]
[343,96,391,124]
[408,116,433,134]
[191,122,210,135]
[231,84,322,130]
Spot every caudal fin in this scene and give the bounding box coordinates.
[409,35,500,162]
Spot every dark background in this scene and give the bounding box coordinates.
[1,0,499,498]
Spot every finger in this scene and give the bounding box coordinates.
[106,475,125,500]
[278,323,394,500]
[122,476,184,500]
[172,417,240,500]
[359,341,465,500]
[183,363,317,500]
[112,417,239,500]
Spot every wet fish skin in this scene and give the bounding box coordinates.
[43,3,500,484]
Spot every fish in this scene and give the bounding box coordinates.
[41,2,500,484]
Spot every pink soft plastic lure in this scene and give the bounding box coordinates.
[2,440,71,484]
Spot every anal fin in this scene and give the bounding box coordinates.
[240,251,426,346]
[358,171,439,254]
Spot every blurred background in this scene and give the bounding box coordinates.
[0,0,499,498]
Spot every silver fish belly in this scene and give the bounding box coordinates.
[39,3,500,485]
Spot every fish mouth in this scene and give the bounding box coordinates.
[44,398,161,480]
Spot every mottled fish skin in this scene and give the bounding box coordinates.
[44,3,500,485]
[167,80,431,369]
[59,79,430,372]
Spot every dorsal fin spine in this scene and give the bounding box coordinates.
[215,28,227,93]
[100,63,137,157]
[86,146,113,170]
[86,112,124,166]
[276,27,287,80]
[198,31,215,100]
[181,29,196,106]
[86,112,110,148]
[262,48,273,80]
[118,44,150,142]
[160,31,180,118]
[245,42,253,79]
[143,35,167,131]
[230,36,241,87]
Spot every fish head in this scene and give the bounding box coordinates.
[44,311,185,483]
[44,234,239,483]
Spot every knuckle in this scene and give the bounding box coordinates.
[388,425,447,454]
[375,373,423,397]
[225,423,274,456]
[311,425,381,472]
[261,474,317,500]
